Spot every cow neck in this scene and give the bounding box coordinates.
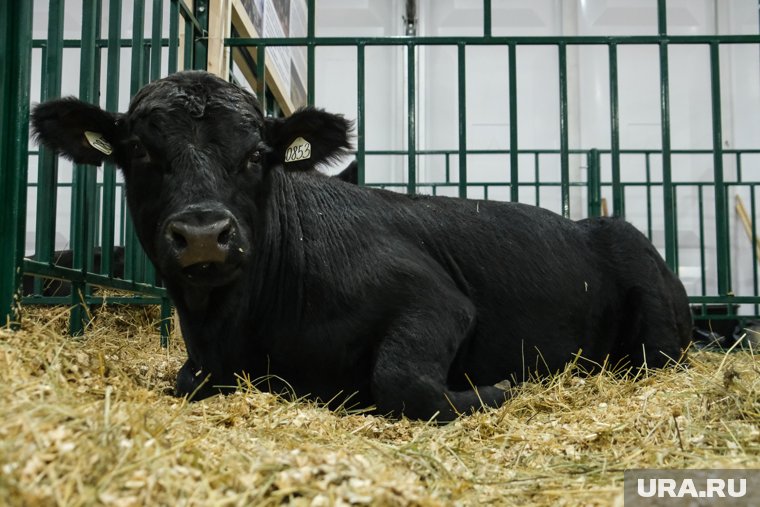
[248,165,307,334]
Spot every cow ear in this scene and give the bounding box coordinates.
[264,107,352,171]
[31,98,125,166]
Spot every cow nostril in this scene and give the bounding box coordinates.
[217,223,232,246]
[171,229,188,249]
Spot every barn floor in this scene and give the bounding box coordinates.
[1,305,758,506]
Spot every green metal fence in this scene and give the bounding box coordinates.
[0,0,208,341]
[2,0,760,339]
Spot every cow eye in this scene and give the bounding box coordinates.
[131,140,147,159]
[249,150,262,164]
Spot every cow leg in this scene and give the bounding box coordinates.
[174,358,216,400]
[610,239,691,370]
[623,263,690,369]
[370,288,508,422]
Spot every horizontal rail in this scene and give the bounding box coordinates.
[32,38,171,49]
[23,259,167,297]
[226,34,760,47]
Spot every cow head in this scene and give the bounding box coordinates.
[31,71,351,300]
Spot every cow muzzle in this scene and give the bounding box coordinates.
[162,208,244,285]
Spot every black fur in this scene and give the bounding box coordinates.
[31,71,691,422]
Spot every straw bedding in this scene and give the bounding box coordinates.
[1,305,758,506]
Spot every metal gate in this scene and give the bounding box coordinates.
[2,0,760,338]
[0,0,208,341]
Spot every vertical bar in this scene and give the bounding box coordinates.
[102,0,122,277]
[751,185,758,315]
[558,43,570,218]
[125,0,146,283]
[151,0,164,81]
[534,153,540,207]
[70,0,100,335]
[35,0,66,293]
[587,149,601,217]
[184,17,193,69]
[710,41,730,295]
[168,0,179,73]
[357,43,366,185]
[194,0,208,70]
[608,43,623,217]
[0,0,33,325]
[483,0,492,37]
[658,0,677,271]
[508,43,519,202]
[645,152,652,240]
[131,0,146,97]
[307,0,316,106]
[698,185,706,296]
[457,43,466,198]
[408,43,417,195]
[257,45,266,112]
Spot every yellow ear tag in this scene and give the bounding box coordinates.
[84,131,113,155]
[284,137,311,163]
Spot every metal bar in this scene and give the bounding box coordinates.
[698,185,706,296]
[168,0,179,73]
[483,0,492,37]
[558,42,570,217]
[0,0,32,325]
[22,296,166,306]
[225,34,760,47]
[151,0,164,81]
[357,43,366,185]
[587,149,601,217]
[509,43,519,202]
[658,0,667,36]
[534,153,540,207]
[710,41,731,295]
[125,0,146,283]
[457,43,466,198]
[184,16,194,69]
[608,43,623,217]
[102,0,122,278]
[68,0,100,336]
[256,45,266,112]
[194,0,209,70]
[32,37,173,49]
[752,186,759,315]
[307,0,316,105]
[34,0,66,294]
[178,0,204,33]
[658,13,677,271]
[23,260,167,296]
[408,43,417,195]
[644,152,652,239]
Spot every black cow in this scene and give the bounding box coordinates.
[335,160,358,184]
[31,71,691,421]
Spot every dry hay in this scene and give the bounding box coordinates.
[1,305,758,507]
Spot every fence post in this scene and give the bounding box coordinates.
[0,1,32,327]
[587,149,602,218]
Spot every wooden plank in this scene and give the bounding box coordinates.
[207,0,231,79]
[230,0,297,115]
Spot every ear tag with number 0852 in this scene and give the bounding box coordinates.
[285,137,311,163]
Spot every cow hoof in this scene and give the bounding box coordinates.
[175,359,213,400]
